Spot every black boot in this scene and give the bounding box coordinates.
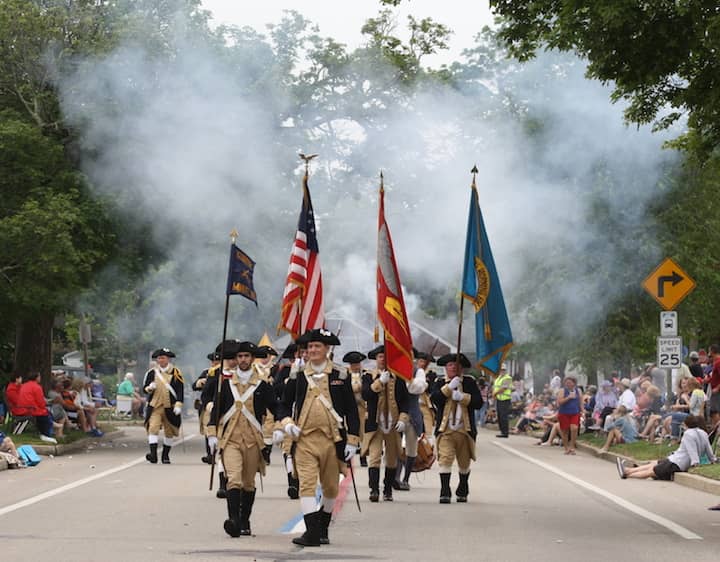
[456,472,470,503]
[292,512,321,547]
[146,443,158,464]
[239,489,255,536]
[368,467,380,502]
[262,444,272,465]
[398,456,415,490]
[201,438,212,464]
[318,509,332,545]
[359,455,367,467]
[383,467,396,501]
[223,488,242,537]
[161,445,171,464]
[439,472,452,504]
[216,472,227,499]
[287,472,299,499]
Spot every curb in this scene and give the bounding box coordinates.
[0,457,7,471]
[575,441,720,497]
[22,429,125,458]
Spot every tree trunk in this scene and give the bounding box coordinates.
[14,313,54,390]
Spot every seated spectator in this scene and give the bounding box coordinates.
[90,375,107,408]
[618,415,717,480]
[592,380,618,429]
[617,378,636,410]
[16,372,57,443]
[117,372,145,418]
[73,377,104,437]
[583,385,597,429]
[599,405,638,453]
[634,384,662,429]
[5,374,23,416]
[511,397,542,434]
[60,378,90,433]
[661,376,690,440]
[0,430,24,468]
[47,377,70,439]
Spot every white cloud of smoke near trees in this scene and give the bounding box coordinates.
[57,13,678,371]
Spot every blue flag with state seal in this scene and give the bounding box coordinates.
[461,171,513,375]
[226,243,257,305]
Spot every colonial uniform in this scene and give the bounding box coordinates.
[432,353,483,503]
[273,344,301,499]
[143,348,184,464]
[343,351,368,466]
[394,358,430,490]
[193,351,220,464]
[361,345,409,502]
[280,329,360,547]
[206,341,279,537]
[255,345,278,465]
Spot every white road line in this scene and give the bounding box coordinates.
[492,440,702,541]
[0,433,197,518]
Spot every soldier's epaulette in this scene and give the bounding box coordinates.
[207,365,220,378]
[173,369,185,384]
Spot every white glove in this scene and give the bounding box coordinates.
[196,378,206,388]
[173,405,182,416]
[272,429,285,445]
[379,371,391,384]
[344,443,358,461]
[146,381,157,391]
[285,423,302,438]
[208,436,218,453]
[452,390,464,402]
[394,420,405,433]
[448,376,461,390]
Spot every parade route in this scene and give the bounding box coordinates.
[2,426,719,561]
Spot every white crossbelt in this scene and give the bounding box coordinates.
[154,370,177,400]
[304,373,344,428]
[219,380,261,432]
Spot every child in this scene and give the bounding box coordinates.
[599,405,638,453]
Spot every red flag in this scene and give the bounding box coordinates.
[377,177,413,381]
[278,172,324,338]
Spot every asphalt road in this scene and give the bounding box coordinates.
[2,425,719,562]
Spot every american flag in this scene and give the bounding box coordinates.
[278,173,324,338]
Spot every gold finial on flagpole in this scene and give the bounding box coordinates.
[299,153,318,174]
[230,229,238,244]
[471,165,478,189]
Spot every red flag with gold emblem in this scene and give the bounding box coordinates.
[376,175,413,381]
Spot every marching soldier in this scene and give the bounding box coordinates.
[255,345,278,465]
[361,345,409,502]
[143,348,184,464]
[279,329,360,547]
[432,353,483,504]
[273,343,301,499]
[417,352,437,446]
[194,351,221,464]
[205,340,280,537]
[394,350,430,490]
[343,351,368,466]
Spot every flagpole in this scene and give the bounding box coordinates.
[455,166,478,371]
[209,229,238,491]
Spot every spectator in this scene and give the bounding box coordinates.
[476,377,489,428]
[661,376,690,440]
[511,396,542,434]
[47,377,70,439]
[707,344,720,429]
[618,415,717,480]
[60,378,90,433]
[592,380,618,429]
[117,372,145,418]
[599,405,638,453]
[73,377,104,437]
[5,374,23,415]
[0,430,24,468]
[16,372,57,443]
[90,375,107,408]
[549,369,562,392]
[688,351,704,383]
[556,375,582,455]
[617,378,636,410]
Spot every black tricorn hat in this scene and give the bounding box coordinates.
[256,345,278,358]
[367,345,385,360]
[206,351,221,361]
[343,351,367,364]
[282,343,298,359]
[414,350,435,362]
[437,353,471,368]
[237,341,258,355]
[298,329,340,346]
[151,348,176,359]
[215,339,242,359]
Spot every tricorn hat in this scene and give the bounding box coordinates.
[151,348,176,359]
[237,341,258,355]
[282,343,298,359]
[367,345,385,359]
[437,353,471,368]
[298,329,340,346]
[215,339,242,359]
[414,350,434,362]
[256,345,278,358]
[206,351,221,361]
[343,351,367,364]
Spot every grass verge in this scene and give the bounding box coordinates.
[578,432,678,460]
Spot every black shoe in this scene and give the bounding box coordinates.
[383,468,396,501]
[223,489,242,538]
[456,472,470,502]
[261,445,271,465]
[201,455,212,464]
[395,480,410,491]
[216,472,228,499]
[239,489,255,536]
[496,434,509,438]
[368,467,380,502]
[161,445,171,464]
[318,509,331,545]
[287,473,299,500]
[292,512,321,547]
[439,472,451,504]
[146,443,158,464]
[359,456,367,467]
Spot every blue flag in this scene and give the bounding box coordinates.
[227,243,257,305]
[461,179,512,375]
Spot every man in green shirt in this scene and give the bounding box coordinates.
[117,373,144,418]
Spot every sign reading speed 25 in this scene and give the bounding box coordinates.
[657,337,682,369]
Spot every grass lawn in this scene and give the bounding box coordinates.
[1,423,108,447]
[689,463,720,481]
[578,432,678,460]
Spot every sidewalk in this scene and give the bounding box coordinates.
[0,429,124,472]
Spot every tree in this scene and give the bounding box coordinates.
[489,0,720,158]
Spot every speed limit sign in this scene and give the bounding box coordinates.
[657,337,682,369]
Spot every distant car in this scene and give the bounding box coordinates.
[51,365,93,379]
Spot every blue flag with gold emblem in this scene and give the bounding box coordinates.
[461,176,512,375]
[227,243,257,305]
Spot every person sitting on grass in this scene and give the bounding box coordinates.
[0,430,22,462]
[599,405,638,453]
[72,377,104,437]
[511,396,543,434]
[16,372,57,444]
[617,415,717,480]
[60,378,90,433]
